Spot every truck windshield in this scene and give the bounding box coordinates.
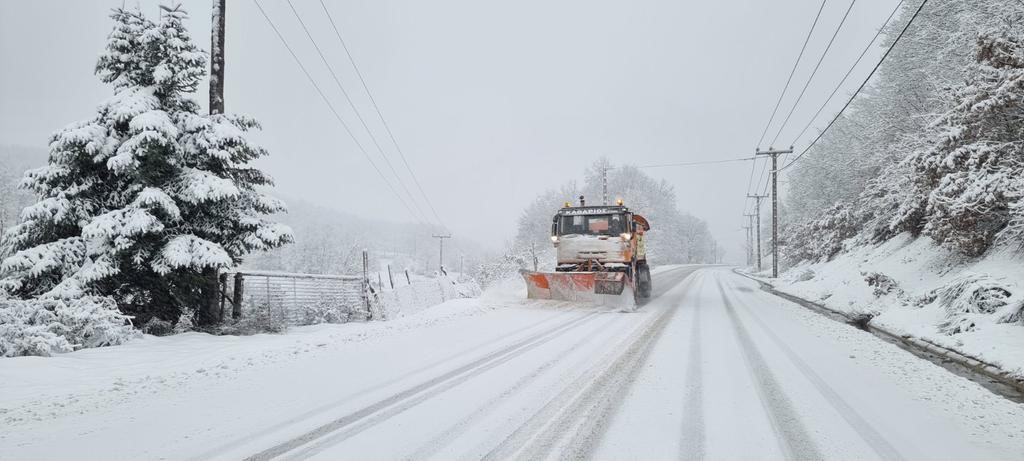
[559,214,627,236]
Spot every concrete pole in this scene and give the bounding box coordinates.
[755,147,792,278]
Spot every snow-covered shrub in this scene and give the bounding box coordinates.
[0,300,72,357]
[477,251,528,288]
[795,269,816,282]
[782,203,861,264]
[173,309,196,334]
[0,296,135,357]
[142,318,174,336]
[862,272,903,298]
[932,273,1021,334]
[220,300,287,335]
[0,6,291,324]
[54,296,137,348]
[302,294,346,325]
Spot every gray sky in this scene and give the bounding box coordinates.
[0,0,899,260]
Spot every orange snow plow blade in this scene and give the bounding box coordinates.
[521,270,629,303]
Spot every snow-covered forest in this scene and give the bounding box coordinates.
[775,0,1024,363]
[783,1,1024,259]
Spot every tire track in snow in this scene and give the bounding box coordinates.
[403,314,624,460]
[679,274,705,461]
[483,268,702,461]
[715,274,823,461]
[724,275,906,461]
[244,311,602,461]
[194,309,575,460]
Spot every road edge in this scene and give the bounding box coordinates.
[730,269,1024,404]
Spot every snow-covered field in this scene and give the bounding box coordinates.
[2,266,1022,460]
[771,234,1024,378]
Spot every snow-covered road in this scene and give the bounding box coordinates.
[2,267,1022,460]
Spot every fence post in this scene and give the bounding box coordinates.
[387,265,394,289]
[405,269,411,285]
[266,275,272,323]
[362,250,371,320]
[232,273,244,319]
[218,272,228,321]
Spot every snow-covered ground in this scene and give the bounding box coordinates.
[1,266,1022,459]
[770,234,1024,378]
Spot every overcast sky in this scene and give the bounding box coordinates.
[0,0,899,261]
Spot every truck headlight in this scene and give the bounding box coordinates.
[620,233,631,241]
[551,235,559,243]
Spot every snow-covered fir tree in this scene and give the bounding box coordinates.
[0,6,292,323]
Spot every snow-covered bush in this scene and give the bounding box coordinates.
[795,269,816,282]
[0,296,136,357]
[0,300,71,357]
[477,250,528,288]
[0,7,291,323]
[173,309,196,334]
[54,296,137,348]
[931,273,1022,334]
[302,294,347,325]
[782,203,861,264]
[862,272,903,298]
[142,318,174,336]
[221,300,287,335]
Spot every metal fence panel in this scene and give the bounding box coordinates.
[222,270,371,326]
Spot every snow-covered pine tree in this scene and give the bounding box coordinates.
[0,6,292,323]
[904,27,1024,256]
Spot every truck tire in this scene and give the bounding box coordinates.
[638,263,652,298]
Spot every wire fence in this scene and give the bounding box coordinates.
[219,270,380,327]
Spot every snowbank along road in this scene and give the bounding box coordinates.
[2,266,1023,460]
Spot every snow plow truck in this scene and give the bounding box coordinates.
[521,196,652,308]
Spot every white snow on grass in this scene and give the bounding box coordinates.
[772,234,1024,378]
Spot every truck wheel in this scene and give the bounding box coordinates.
[638,264,652,298]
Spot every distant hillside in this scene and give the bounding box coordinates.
[242,195,490,278]
[0,145,48,237]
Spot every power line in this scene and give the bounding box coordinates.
[789,0,905,147]
[317,0,447,230]
[285,0,434,227]
[768,0,858,148]
[754,0,829,149]
[746,0,827,220]
[637,157,755,169]
[252,0,430,227]
[781,0,930,171]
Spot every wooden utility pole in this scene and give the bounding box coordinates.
[210,0,226,114]
[747,193,767,272]
[432,234,451,274]
[754,147,792,278]
[199,0,226,325]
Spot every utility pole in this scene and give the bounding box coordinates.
[432,234,451,274]
[601,165,613,205]
[200,0,226,326]
[754,147,792,278]
[747,194,767,272]
[210,0,226,114]
[743,213,755,266]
